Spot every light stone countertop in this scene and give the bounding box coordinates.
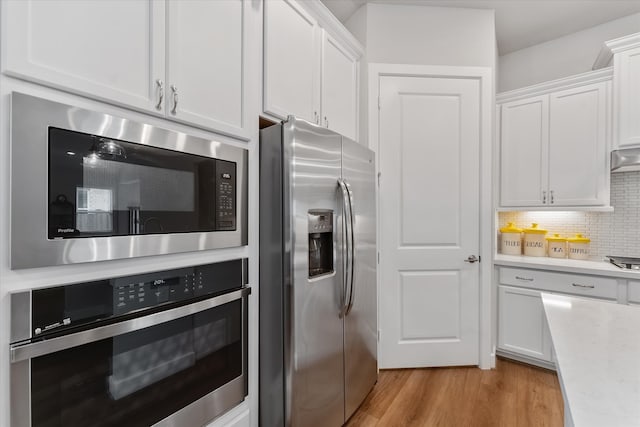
[542,293,640,427]
[494,254,640,280]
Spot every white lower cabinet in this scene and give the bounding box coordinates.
[497,267,617,367]
[628,280,640,305]
[498,285,553,362]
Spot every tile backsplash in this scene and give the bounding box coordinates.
[498,171,640,260]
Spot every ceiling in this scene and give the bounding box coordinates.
[320,0,640,54]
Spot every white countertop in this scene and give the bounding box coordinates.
[495,254,640,279]
[542,293,640,427]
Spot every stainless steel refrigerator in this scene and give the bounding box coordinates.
[260,117,377,427]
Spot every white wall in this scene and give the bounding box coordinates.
[365,3,496,67]
[346,3,496,148]
[499,12,640,92]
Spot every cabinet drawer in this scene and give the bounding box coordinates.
[628,280,640,304]
[499,267,617,300]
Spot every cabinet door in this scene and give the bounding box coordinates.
[167,0,249,140]
[549,82,609,206]
[264,0,321,123]
[321,31,358,140]
[498,285,552,362]
[614,47,640,148]
[500,96,549,206]
[2,0,165,112]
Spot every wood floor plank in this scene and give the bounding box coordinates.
[346,358,563,427]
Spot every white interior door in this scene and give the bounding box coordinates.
[378,74,480,368]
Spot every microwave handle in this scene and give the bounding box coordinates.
[10,287,251,363]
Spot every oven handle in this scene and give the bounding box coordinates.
[10,287,251,363]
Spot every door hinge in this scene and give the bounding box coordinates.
[377,251,380,264]
[377,172,381,187]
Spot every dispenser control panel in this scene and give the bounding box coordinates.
[308,212,333,233]
[308,210,333,278]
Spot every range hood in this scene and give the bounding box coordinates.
[611,148,640,173]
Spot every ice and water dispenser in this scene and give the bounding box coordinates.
[308,210,333,278]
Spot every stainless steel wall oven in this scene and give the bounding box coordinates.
[10,92,248,269]
[10,259,250,427]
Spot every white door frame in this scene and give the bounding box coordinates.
[368,63,494,370]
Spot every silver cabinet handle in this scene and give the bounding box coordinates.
[515,276,534,281]
[155,79,164,110]
[170,84,178,115]
[464,255,479,263]
[325,116,329,128]
[550,190,555,204]
[542,190,547,204]
[314,111,319,124]
[572,283,595,289]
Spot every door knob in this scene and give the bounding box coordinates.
[464,255,479,263]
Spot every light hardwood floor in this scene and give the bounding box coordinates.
[346,358,563,427]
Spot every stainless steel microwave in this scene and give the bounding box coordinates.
[10,93,248,269]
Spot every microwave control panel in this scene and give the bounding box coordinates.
[215,160,236,231]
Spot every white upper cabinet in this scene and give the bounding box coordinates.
[548,82,609,206]
[321,32,358,141]
[264,0,320,124]
[2,0,165,113]
[498,70,611,208]
[263,0,363,140]
[167,0,249,139]
[609,34,640,149]
[2,0,250,140]
[500,95,549,207]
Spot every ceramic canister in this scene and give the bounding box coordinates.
[523,223,547,257]
[500,222,523,255]
[567,234,590,260]
[546,233,567,258]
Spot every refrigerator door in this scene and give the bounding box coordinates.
[284,117,345,427]
[342,139,378,420]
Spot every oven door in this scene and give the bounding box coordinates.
[10,288,250,427]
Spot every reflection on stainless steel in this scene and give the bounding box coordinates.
[607,255,640,270]
[10,92,248,269]
[260,117,377,427]
[611,148,640,172]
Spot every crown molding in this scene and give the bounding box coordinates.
[497,67,613,104]
[593,32,640,70]
[301,0,365,58]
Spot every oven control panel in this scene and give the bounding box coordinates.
[22,259,247,341]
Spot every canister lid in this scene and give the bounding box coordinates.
[500,222,522,233]
[546,233,567,242]
[523,223,547,234]
[567,233,590,243]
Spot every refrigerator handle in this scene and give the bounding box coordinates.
[345,181,356,316]
[338,179,352,318]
